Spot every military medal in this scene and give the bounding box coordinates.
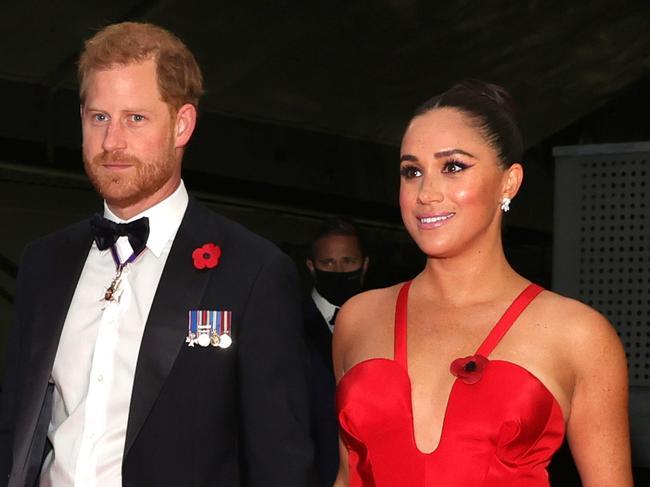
[104,266,124,302]
[197,333,210,347]
[190,310,209,347]
[187,310,198,346]
[188,310,232,349]
[209,311,222,347]
[101,245,142,304]
[193,311,206,346]
[218,334,232,349]
[219,311,232,349]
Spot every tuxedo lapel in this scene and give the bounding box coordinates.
[313,317,333,373]
[304,299,334,373]
[12,222,93,480]
[125,200,212,455]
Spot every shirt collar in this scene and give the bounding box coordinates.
[311,288,338,324]
[103,179,189,258]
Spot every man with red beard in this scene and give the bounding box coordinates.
[0,22,314,487]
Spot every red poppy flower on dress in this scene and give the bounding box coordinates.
[192,243,221,270]
[450,354,489,385]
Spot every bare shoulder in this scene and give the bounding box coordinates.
[535,290,625,364]
[540,293,633,485]
[338,285,401,326]
[332,283,404,378]
[542,291,633,484]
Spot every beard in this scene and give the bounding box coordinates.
[83,136,177,210]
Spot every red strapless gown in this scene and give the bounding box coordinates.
[336,283,565,486]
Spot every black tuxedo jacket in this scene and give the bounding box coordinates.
[303,297,338,487]
[0,197,314,487]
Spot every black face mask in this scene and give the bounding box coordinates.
[314,268,364,307]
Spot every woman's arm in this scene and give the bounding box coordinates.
[332,437,349,487]
[566,308,633,486]
[331,298,361,487]
[330,288,394,487]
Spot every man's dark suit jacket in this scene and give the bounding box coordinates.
[303,297,339,487]
[0,197,314,487]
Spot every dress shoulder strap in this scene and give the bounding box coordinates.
[394,281,412,368]
[475,284,544,357]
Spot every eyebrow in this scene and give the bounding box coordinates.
[400,148,476,163]
[83,106,152,113]
[400,154,418,163]
[434,148,477,159]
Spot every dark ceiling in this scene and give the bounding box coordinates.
[2,0,649,146]
[0,0,649,235]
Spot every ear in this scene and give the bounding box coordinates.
[79,105,86,133]
[306,258,315,276]
[174,103,197,148]
[502,163,523,200]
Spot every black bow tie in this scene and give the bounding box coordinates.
[90,214,150,256]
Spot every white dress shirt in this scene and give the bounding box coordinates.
[40,181,189,487]
[311,288,338,333]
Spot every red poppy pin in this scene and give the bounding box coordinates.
[192,243,221,270]
[450,354,489,385]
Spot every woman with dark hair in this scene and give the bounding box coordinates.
[332,80,632,486]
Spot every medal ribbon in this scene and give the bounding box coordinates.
[210,311,218,335]
[188,310,198,336]
[187,310,232,347]
[103,245,146,303]
[109,244,145,272]
[222,311,231,336]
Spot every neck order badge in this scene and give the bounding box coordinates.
[90,214,150,304]
[187,310,232,348]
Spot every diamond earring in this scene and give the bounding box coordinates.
[500,197,511,212]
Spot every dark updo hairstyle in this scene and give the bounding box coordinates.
[411,80,523,168]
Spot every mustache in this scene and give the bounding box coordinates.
[91,151,142,166]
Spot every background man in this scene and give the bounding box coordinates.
[0,22,313,487]
[303,217,368,487]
